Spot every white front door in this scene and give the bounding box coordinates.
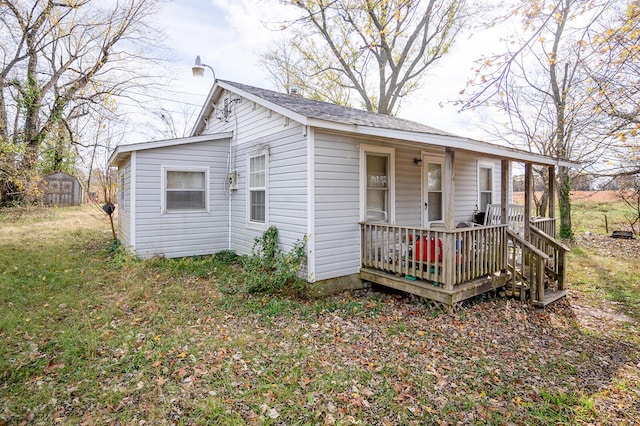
[422,155,444,227]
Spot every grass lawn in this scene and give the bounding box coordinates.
[1,204,638,425]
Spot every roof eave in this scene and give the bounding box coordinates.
[351,125,577,167]
[108,132,233,168]
[190,82,225,136]
[216,81,309,126]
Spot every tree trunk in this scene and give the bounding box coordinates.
[540,167,549,216]
[557,165,573,239]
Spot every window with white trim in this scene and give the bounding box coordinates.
[478,163,493,213]
[248,153,267,224]
[360,145,395,223]
[426,161,443,222]
[163,168,208,212]
[119,172,126,213]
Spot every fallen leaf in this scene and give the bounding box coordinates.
[44,360,64,374]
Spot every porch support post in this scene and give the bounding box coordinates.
[443,148,455,290]
[548,165,556,219]
[501,160,510,268]
[524,162,533,240]
[501,160,510,225]
[444,148,455,231]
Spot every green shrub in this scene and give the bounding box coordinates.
[213,249,239,264]
[244,226,307,294]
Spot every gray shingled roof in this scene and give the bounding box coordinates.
[220,80,455,137]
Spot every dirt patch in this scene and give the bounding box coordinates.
[576,232,640,261]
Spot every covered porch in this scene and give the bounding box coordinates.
[359,149,571,309]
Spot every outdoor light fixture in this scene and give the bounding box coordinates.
[192,55,216,80]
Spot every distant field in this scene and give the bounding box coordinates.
[513,190,636,235]
[513,190,623,203]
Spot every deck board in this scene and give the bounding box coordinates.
[360,268,511,306]
[532,290,567,308]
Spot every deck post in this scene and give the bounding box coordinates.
[501,160,510,268]
[444,148,455,231]
[548,165,556,221]
[443,148,456,289]
[501,160,509,225]
[536,257,545,304]
[524,162,533,240]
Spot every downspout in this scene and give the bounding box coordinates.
[228,134,233,250]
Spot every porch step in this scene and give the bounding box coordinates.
[504,281,528,299]
[532,289,567,308]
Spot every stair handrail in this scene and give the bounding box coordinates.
[530,225,570,293]
[506,229,550,303]
[506,229,550,261]
[530,226,571,253]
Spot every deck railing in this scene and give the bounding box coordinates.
[360,223,508,290]
[529,225,570,293]
[505,229,550,302]
[531,217,556,238]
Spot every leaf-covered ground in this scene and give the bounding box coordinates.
[1,206,638,425]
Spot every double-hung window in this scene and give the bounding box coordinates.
[478,163,494,213]
[248,153,267,224]
[163,168,208,212]
[360,145,395,223]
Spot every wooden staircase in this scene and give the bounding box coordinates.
[505,225,570,307]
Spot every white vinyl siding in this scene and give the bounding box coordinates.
[204,89,292,144]
[456,154,501,222]
[230,126,308,256]
[394,147,423,226]
[314,132,361,281]
[133,138,230,258]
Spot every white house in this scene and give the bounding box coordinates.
[109,80,571,308]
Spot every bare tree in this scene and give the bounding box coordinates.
[0,0,163,204]
[262,0,471,115]
[463,0,620,239]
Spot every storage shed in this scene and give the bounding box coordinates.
[42,172,84,206]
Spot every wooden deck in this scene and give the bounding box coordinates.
[360,220,569,308]
[360,268,511,307]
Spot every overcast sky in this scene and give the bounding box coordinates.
[132,0,509,144]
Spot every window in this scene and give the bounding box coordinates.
[249,153,267,224]
[119,172,126,213]
[360,145,395,223]
[478,164,493,212]
[163,168,208,212]
[426,162,443,222]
